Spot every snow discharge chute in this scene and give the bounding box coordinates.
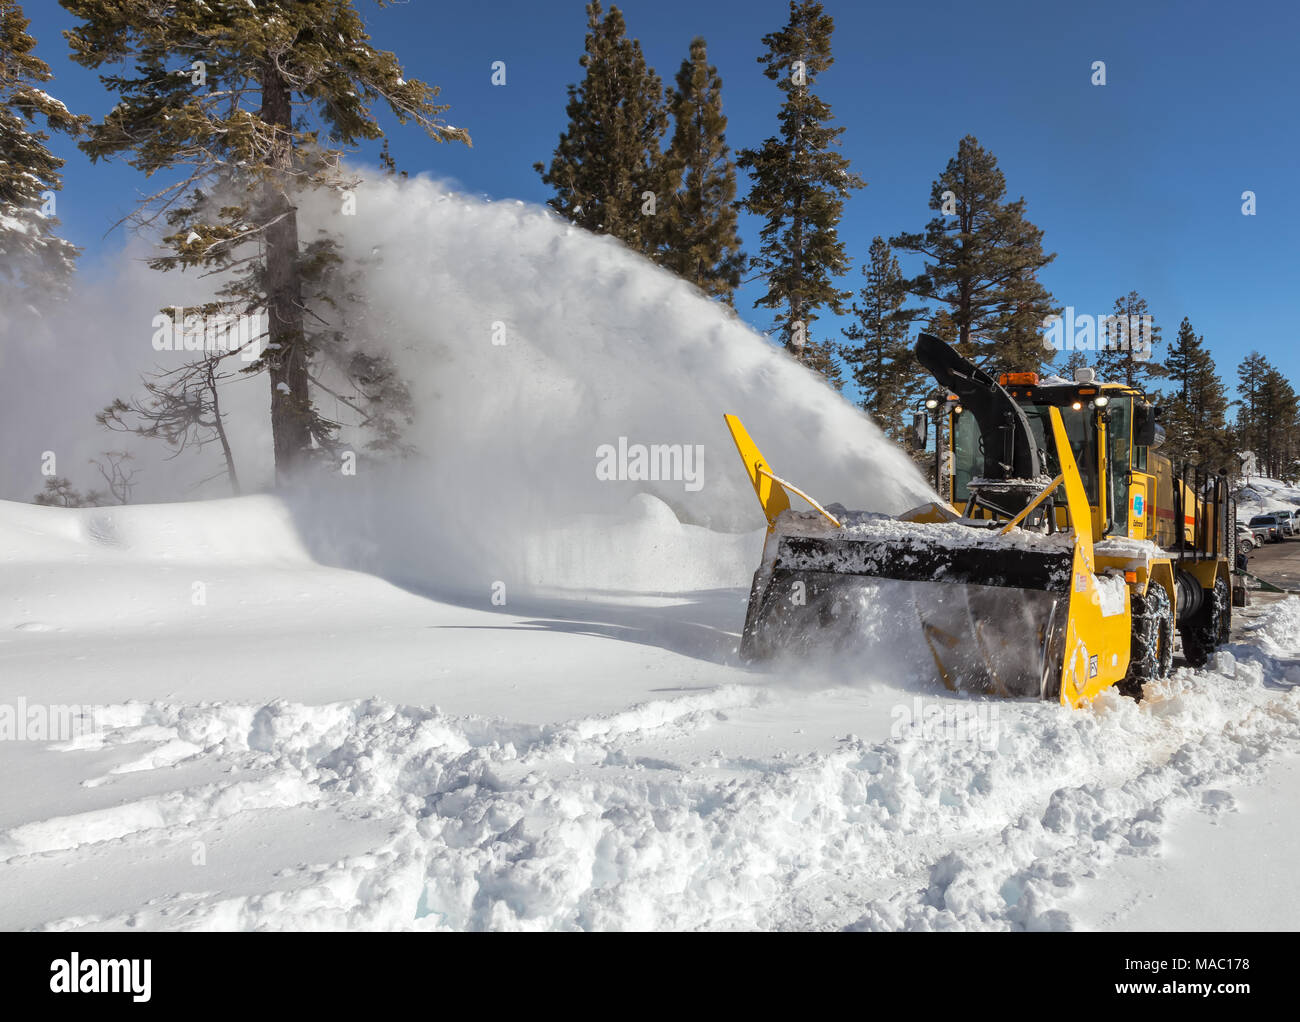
[724,334,1151,706]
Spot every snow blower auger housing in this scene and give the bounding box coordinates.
[725,334,1236,707]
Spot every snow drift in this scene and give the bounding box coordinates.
[1237,476,1300,523]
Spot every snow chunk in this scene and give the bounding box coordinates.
[1094,574,1127,617]
[775,508,1076,555]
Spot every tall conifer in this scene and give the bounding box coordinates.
[736,0,863,388]
[63,0,465,479]
[535,2,670,260]
[660,37,744,302]
[840,237,922,441]
[0,0,87,301]
[890,135,1058,372]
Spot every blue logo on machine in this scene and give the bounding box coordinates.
[1133,494,1144,517]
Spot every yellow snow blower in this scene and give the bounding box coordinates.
[726,333,1235,707]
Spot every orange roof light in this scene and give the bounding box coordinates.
[999,372,1039,387]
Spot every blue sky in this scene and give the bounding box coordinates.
[21,0,1300,404]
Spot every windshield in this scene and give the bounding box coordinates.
[1021,404,1098,500]
[1250,516,1274,526]
[951,402,1098,505]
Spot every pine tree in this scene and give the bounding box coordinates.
[1162,318,1230,469]
[535,2,669,260]
[1256,364,1299,479]
[660,37,744,302]
[1095,290,1166,388]
[0,0,87,300]
[736,0,863,387]
[1235,350,1270,468]
[33,476,103,507]
[62,0,466,481]
[1163,317,1201,408]
[924,308,959,346]
[840,237,922,441]
[890,135,1059,373]
[1274,375,1300,481]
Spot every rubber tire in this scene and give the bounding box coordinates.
[1180,576,1230,669]
[1117,582,1173,699]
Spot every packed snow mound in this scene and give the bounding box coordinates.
[1240,596,1300,658]
[1237,477,1300,521]
[0,497,338,634]
[0,496,312,566]
[520,494,763,592]
[278,176,934,595]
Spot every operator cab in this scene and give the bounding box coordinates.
[948,369,1158,541]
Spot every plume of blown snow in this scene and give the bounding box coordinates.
[279,174,934,594]
[0,235,274,503]
[1,170,934,595]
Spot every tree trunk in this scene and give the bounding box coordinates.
[789,102,804,358]
[260,59,312,482]
[958,202,972,351]
[205,359,241,496]
[790,198,803,355]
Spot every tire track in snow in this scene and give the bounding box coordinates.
[844,638,1300,930]
[3,687,760,868]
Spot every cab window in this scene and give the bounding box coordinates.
[1022,403,1098,502]
[951,409,980,504]
[951,401,1098,504]
[1106,396,1131,528]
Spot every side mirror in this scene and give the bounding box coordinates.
[910,412,928,450]
[1134,403,1157,446]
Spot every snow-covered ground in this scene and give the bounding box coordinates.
[2,496,1298,931]
[1238,476,1300,522]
